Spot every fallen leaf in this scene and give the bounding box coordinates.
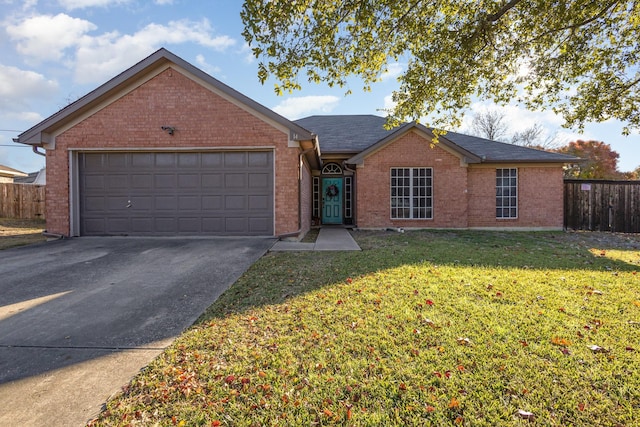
[425,299,434,306]
[448,397,460,408]
[456,337,471,346]
[551,336,572,347]
[425,405,436,413]
[588,345,609,353]
[516,409,535,420]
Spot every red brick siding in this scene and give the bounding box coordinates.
[467,165,564,228]
[355,131,469,228]
[46,67,300,236]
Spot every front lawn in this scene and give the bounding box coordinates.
[0,218,46,250]
[91,231,640,426]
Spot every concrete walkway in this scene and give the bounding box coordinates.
[271,227,361,251]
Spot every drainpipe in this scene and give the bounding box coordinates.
[278,145,317,240]
[32,146,46,157]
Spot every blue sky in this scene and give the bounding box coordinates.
[1,0,638,173]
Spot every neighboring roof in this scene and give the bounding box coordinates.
[0,164,27,178]
[15,48,314,146]
[296,115,579,164]
[14,168,46,185]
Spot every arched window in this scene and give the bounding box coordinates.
[322,163,343,175]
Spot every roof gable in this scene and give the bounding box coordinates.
[16,48,313,146]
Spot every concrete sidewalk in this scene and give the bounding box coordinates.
[271,227,361,251]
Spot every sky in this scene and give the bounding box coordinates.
[1,0,638,174]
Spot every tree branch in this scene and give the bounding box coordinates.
[485,0,525,22]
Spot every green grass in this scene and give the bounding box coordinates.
[0,218,46,250]
[90,231,640,426]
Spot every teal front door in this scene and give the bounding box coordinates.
[322,177,343,224]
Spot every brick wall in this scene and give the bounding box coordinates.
[355,131,469,228]
[45,67,300,236]
[467,165,564,228]
[353,130,565,230]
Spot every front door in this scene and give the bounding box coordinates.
[322,177,343,224]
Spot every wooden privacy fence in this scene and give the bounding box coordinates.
[0,183,46,220]
[564,179,640,233]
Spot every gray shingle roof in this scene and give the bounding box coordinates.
[295,115,395,153]
[295,115,579,163]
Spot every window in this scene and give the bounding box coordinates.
[312,177,320,218]
[390,168,433,219]
[322,163,342,175]
[344,176,353,219]
[496,168,517,218]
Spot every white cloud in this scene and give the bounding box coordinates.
[6,13,97,62]
[380,63,403,82]
[0,64,59,99]
[195,54,221,76]
[73,19,235,83]
[154,0,174,4]
[272,96,340,119]
[383,94,397,111]
[58,0,130,10]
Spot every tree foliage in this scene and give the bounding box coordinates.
[241,0,640,133]
[557,140,622,179]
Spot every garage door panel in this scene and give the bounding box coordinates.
[131,218,153,232]
[178,153,199,167]
[178,218,200,232]
[225,195,246,210]
[249,217,271,233]
[131,174,153,189]
[178,174,199,188]
[107,175,128,189]
[201,153,223,167]
[155,196,177,210]
[202,174,223,188]
[155,153,176,167]
[131,153,154,168]
[225,173,245,188]
[225,217,247,232]
[79,151,273,236]
[178,196,201,210]
[248,195,269,210]
[202,195,222,210]
[106,218,130,233]
[249,173,269,188]
[202,217,223,233]
[155,218,177,233]
[154,174,176,188]
[248,151,270,166]
[84,197,105,211]
[224,152,246,167]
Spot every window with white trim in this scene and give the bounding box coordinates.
[390,168,433,219]
[496,168,517,218]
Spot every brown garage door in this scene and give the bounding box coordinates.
[79,151,273,236]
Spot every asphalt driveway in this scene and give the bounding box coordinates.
[0,236,274,426]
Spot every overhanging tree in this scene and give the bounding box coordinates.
[241,0,640,133]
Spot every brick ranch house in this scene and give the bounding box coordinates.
[15,48,578,238]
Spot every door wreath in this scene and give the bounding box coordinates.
[325,183,339,200]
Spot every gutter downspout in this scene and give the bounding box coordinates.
[278,143,317,240]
